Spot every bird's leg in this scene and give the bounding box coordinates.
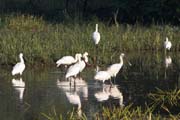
[69,78,72,87]
[110,78,113,85]
[113,77,116,84]
[96,45,99,65]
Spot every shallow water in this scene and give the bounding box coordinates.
[0,52,179,120]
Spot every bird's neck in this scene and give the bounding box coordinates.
[95,25,98,32]
[120,56,123,64]
[20,56,24,63]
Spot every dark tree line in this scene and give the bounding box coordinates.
[0,0,179,24]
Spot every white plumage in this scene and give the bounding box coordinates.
[107,53,125,77]
[79,52,88,72]
[82,52,89,63]
[56,53,80,67]
[94,66,111,83]
[164,37,172,50]
[12,53,25,76]
[92,24,100,45]
[12,78,25,100]
[65,54,82,78]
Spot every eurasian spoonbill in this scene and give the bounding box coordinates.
[12,53,25,76]
[164,37,172,51]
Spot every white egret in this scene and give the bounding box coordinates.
[56,53,80,67]
[107,53,125,81]
[12,78,25,100]
[65,54,83,79]
[164,37,172,51]
[92,24,100,45]
[94,66,111,84]
[12,53,25,76]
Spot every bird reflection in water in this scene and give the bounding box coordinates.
[94,84,124,106]
[57,76,88,116]
[12,78,25,101]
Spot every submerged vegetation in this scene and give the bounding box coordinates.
[0,14,180,66]
[41,88,180,120]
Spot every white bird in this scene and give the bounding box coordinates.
[12,78,25,100]
[12,53,25,76]
[56,53,80,67]
[82,52,89,63]
[164,37,172,50]
[94,66,111,83]
[92,24,100,45]
[65,54,83,79]
[165,56,172,68]
[107,53,125,79]
[79,52,89,72]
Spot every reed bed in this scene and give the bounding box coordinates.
[0,14,179,66]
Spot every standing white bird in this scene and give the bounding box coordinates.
[107,53,125,80]
[92,24,100,45]
[12,53,25,76]
[94,66,111,84]
[65,54,83,79]
[12,78,25,100]
[56,53,80,67]
[164,37,172,50]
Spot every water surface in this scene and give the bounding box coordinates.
[0,52,179,120]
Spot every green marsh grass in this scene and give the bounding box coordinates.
[0,14,180,66]
[41,88,180,120]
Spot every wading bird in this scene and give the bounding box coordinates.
[92,24,100,64]
[92,24,100,45]
[94,66,111,84]
[164,37,172,51]
[65,54,83,79]
[56,53,80,67]
[12,53,25,76]
[107,53,125,81]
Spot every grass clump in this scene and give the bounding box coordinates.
[40,88,180,120]
[0,14,180,66]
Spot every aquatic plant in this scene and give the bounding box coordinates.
[0,14,179,66]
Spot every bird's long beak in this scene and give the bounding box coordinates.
[125,56,132,66]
